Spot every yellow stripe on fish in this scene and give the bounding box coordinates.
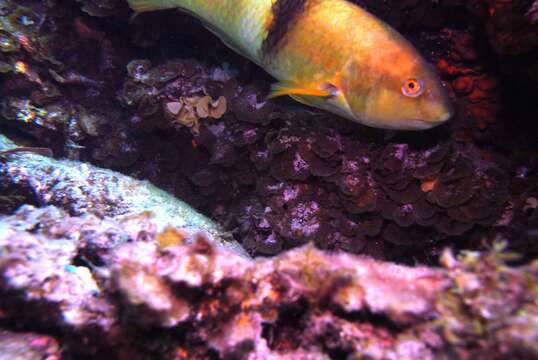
[128,0,453,130]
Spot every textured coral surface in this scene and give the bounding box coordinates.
[1,205,536,359]
[0,0,537,261]
[0,0,537,358]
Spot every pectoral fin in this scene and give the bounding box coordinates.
[268,82,333,99]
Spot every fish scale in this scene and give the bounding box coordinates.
[128,0,453,131]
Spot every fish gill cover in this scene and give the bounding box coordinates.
[0,0,537,359]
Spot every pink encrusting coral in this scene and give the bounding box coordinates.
[0,203,536,359]
[111,236,449,358]
[0,330,60,360]
[110,233,538,359]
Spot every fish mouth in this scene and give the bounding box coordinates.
[402,112,452,130]
[425,109,452,126]
[432,89,455,123]
[441,110,452,121]
[430,108,454,127]
[421,100,454,127]
[410,119,443,130]
[436,110,452,123]
[371,118,444,131]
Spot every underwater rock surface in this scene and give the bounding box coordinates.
[0,134,243,255]
[0,330,60,360]
[0,0,537,358]
[1,205,537,359]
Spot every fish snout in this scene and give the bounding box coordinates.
[430,98,454,125]
[420,85,454,127]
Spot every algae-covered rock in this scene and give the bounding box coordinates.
[1,203,535,358]
[0,134,245,256]
[0,330,60,360]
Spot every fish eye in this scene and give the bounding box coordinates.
[401,78,424,97]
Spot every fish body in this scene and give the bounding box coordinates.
[128,0,453,130]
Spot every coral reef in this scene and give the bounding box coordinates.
[1,0,537,357]
[0,0,536,261]
[0,330,60,360]
[0,134,245,256]
[1,205,536,359]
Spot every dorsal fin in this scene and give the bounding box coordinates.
[127,0,182,13]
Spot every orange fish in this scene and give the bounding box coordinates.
[128,0,453,130]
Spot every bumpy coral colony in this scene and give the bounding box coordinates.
[0,0,537,359]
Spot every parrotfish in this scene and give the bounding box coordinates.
[127,0,453,130]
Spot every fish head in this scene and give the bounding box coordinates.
[340,44,453,130]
